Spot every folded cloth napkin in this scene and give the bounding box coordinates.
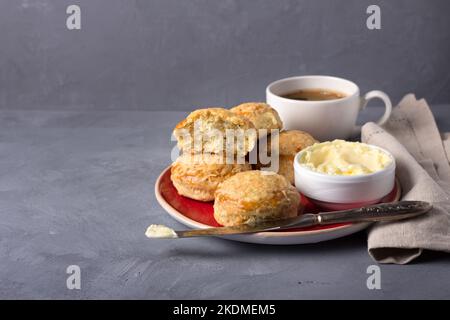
[361,94,450,264]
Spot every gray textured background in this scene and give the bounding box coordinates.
[0,0,449,110]
[1,1,450,300]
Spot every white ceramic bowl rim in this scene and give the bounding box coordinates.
[266,75,360,105]
[293,143,396,181]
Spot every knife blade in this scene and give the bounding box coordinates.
[148,201,432,239]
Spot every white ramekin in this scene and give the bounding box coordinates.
[293,145,396,209]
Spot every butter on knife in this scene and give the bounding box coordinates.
[145,224,178,239]
[145,201,432,239]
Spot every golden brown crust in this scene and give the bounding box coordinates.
[213,170,301,226]
[252,156,296,185]
[230,102,283,133]
[173,107,257,157]
[175,108,251,129]
[254,131,316,184]
[277,130,318,156]
[278,155,295,185]
[171,153,252,202]
[258,130,317,157]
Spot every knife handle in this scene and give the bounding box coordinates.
[317,201,432,225]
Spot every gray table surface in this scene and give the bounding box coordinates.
[1,105,450,299]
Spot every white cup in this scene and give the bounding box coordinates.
[266,75,392,141]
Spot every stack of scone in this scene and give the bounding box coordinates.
[172,107,255,201]
[171,102,316,226]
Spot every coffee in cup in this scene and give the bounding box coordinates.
[266,76,392,141]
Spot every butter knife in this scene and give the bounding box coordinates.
[147,201,432,239]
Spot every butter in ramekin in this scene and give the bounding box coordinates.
[298,140,392,176]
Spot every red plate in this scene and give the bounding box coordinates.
[155,167,401,244]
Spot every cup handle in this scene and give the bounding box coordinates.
[353,90,392,136]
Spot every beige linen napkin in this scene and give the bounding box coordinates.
[361,94,450,264]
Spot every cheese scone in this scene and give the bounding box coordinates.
[214,170,301,226]
[257,130,317,184]
[278,155,296,185]
[230,102,283,135]
[277,130,317,156]
[171,153,252,202]
[173,108,257,157]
